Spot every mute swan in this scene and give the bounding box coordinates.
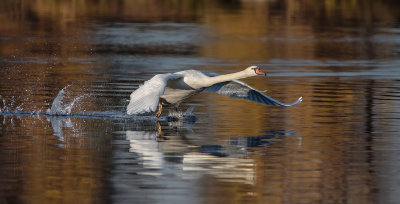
[127,66,302,117]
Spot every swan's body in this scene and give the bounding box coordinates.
[127,66,302,116]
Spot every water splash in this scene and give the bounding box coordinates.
[48,86,67,114]
[1,85,197,122]
[168,107,195,119]
[0,95,10,112]
[166,107,197,127]
[47,85,87,115]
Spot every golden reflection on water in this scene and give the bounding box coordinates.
[1,0,400,203]
[188,78,378,203]
[0,117,113,203]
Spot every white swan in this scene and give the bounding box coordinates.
[127,66,302,117]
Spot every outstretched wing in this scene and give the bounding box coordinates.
[204,75,302,106]
[127,73,183,115]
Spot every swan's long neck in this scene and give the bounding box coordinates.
[206,70,251,86]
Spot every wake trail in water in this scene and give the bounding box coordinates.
[0,85,197,122]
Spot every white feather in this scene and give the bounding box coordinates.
[127,73,183,115]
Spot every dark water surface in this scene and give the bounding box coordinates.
[1,1,400,203]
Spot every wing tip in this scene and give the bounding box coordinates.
[291,96,303,106]
[298,96,303,103]
[280,96,302,106]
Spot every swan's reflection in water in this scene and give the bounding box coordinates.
[125,121,298,185]
[3,112,298,186]
[1,112,297,186]
[0,112,299,203]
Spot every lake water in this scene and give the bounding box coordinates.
[1,1,400,203]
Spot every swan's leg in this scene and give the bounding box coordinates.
[156,121,162,135]
[156,121,165,141]
[156,100,163,117]
[156,121,162,137]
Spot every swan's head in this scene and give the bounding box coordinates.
[245,66,267,76]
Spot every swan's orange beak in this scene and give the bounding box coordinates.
[256,69,267,76]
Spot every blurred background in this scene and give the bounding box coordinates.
[1,0,400,203]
